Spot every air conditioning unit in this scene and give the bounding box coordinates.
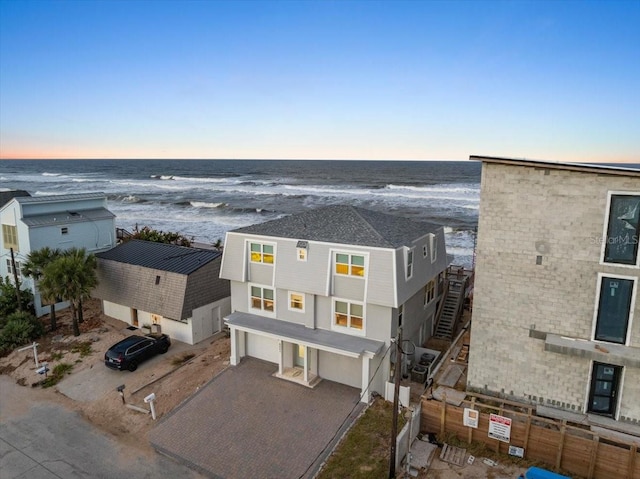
[411,365,428,384]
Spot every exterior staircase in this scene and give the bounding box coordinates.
[433,267,470,341]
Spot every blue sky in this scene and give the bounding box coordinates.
[0,0,638,162]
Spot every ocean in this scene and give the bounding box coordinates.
[0,159,481,267]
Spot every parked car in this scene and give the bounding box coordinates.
[104,334,171,371]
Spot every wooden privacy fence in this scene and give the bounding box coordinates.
[421,394,640,479]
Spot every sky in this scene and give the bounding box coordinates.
[0,0,638,163]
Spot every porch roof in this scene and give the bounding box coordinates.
[225,311,385,358]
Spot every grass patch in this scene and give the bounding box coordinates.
[317,399,406,479]
[171,353,195,366]
[41,363,74,388]
[70,341,93,357]
[50,351,64,361]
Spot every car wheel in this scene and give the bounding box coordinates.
[159,346,169,354]
[127,362,138,372]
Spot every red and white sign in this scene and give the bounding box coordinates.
[488,414,512,443]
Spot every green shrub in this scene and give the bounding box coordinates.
[0,311,45,355]
[41,363,73,388]
[70,341,93,357]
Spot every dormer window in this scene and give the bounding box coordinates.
[250,242,274,264]
[429,234,437,263]
[335,253,365,277]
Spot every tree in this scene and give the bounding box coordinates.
[22,247,62,331]
[0,276,34,321]
[41,248,97,336]
[126,225,193,246]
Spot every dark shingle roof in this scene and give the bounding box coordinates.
[97,240,221,275]
[232,205,441,248]
[0,190,31,207]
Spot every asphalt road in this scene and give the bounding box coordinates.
[0,375,205,479]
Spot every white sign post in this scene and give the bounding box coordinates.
[488,414,512,443]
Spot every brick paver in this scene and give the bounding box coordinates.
[149,358,363,479]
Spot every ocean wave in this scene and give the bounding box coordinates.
[190,201,226,209]
[42,172,62,177]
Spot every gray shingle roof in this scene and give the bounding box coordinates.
[232,205,441,248]
[16,193,107,204]
[0,190,30,208]
[97,240,222,275]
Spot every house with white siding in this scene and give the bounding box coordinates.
[219,205,448,402]
[0,192,116,316]
[468,156,640,425]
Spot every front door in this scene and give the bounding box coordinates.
[294,344,305,368]
[588,362,622,417]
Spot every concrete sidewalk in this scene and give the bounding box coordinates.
[150,358,363,479]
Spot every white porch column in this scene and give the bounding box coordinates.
[360,354,371,403]
[278,340,283,375]
[303,346,309,383]
[230,327,239,366]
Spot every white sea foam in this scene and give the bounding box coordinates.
[190,201,225,209]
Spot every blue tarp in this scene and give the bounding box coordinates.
[525,466,572,479]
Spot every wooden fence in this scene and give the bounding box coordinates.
[420,394,640,479]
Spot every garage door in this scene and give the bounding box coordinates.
[246,333,279,364]
[318,351,361,388]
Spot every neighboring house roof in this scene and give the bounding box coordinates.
[22,208,115,227]
[470,155,640,177]
[96,239,222,275]
[15,192,108,204]
[231,205,441,248]
[0,190,31,207]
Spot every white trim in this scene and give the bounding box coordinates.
[333,249,368,279]
[331,297,366,337]
[599,191,640,269]
[296,247,307,262]
[405,247,414,280]
[288,291,305,313]
[248,283,277,318]
[247,239,277,265]
[429,234,437,263]
[585,360,625,420]
[591,272,637,346]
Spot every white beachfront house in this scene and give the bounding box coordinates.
[219,205,448,402]
[0,192,116,316]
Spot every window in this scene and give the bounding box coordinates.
[6,259,21,278]
[155,275,161,285]
[429,234,437,263]
[406,249,414,279]
[335,253,365,277]
[398,304,404,327]
[424,279,436,305]
[603,194,640,265]
[2,224,18,251]
[423,245,428,258]
[61,227,68,235]
[594,276,634,344]
[334,300,364,331]
[297,248,307,261]
[250,242,274,264]
[251,286,274,312]
[289,292,304,312]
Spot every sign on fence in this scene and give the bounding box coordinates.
[488,413,512,443]
[463,408,479,428]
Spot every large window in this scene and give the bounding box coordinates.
[406,249,414,280]
[2,224,18,251]
[250,243,274,264]
[603,194,640,265]
[334,300,364,331]
[429,234,437,263]
[335,253,365,277]
[6,259,21,278]
[251,286,274,312]
[594,276,634,344]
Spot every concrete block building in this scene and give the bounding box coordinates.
[467,156,640,424]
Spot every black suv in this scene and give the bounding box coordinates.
[104,334,171,371]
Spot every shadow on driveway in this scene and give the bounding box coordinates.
[149,358,364,479]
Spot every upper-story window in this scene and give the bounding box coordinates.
[296,240,308,262]
[423,245,428,258]
[335,253,365,277]
[2,224,18,251]
[6,259,21,278]
[61,227,68,235]
[334,300,364,331]
[289,292,304,312]
[398,304,404,327]
[429,234,437,263]
[406,249,414,280]
[424,279,436,305]
[250,242,274,264]
[594,275,634,345]
[603,194,640,266]
[251,285,274,312]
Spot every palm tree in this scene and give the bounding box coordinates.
[42,248,97,337]
[22,247,62,331]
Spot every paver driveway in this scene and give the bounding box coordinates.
[149,358,364,479]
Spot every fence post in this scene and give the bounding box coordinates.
[440,392,447,437]
[629,444,637,479]
[523,408,532,455]
[467,397,475,444]
[588,436,599,479]
[556,420,566,470]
